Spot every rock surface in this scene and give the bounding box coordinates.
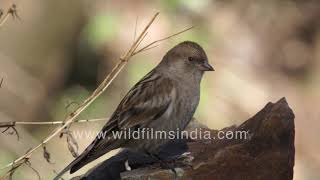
[73,97,295,180]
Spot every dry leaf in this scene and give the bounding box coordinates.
[66,131,79,158]
[42,144,54,164]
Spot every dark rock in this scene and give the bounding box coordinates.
[73,97,295,180]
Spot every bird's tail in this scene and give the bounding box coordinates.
[53,150,90,180]
[54,137,122,180]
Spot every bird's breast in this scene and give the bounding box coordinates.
[168,82,200,129]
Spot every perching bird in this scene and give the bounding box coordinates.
[55,41,214,179]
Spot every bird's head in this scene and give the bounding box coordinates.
[160,41,214,78]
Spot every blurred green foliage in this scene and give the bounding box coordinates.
[84,13,120,49]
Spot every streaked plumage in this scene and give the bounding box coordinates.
[55,41,214,179]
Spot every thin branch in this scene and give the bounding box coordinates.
[0,12,193,178]
[0,12,11,27]
[0,77,3,88]
[60,101,81,137]
[0,118,108,128]
[1,125,19,140]
[132,26,194,56]
[3,149,32,180]
[8,4,21,21]
[6,161,24,180]
[10,127,19,140]
[25,161,41,180]
[64,101,80,112]
[133,16,138,43]
[0,9,3,19]
[132,31,148,57]
[140,44,159,53]
[0,4,19,28]
[0,12,160,175]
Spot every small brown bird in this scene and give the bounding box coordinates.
[55,41,214,179]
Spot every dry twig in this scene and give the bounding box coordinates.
[63,130,79,158]
[0,9,3,19]
[25,161,41,180]
[6,158,41,180]
[133,16,139,44]
[0,4,20,28]
[0,12,193,179]
[4,149,34,180]
[60,101,80,138]
[1,126,19,140]
[0,118,108,128]
[131,25,195,56]
[42,144,54,164]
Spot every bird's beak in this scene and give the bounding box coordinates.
[200,61,214,71]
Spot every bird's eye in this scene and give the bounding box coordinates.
[188,57,195,62]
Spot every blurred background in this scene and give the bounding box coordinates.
[0,0,319,179]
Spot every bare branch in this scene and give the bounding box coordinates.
[0,12,193,178]
[25,161,41,180]
[7,161,24,180]
[0,9,3,19]
[64,101,80,113]
[8,4,20,21]
[11,126,19,141]
[1,126,11,133]
[132,26,194,56]
[133,16,139,43]
[2,149,32,180]
[60,101,80,137]
[0,118,108,127]
[132,31,148,58]
[0,12,160,175]
[0,118,108,145]
[0,4,20,28]
[1,124,19,141]
[139,44,159,53]
[0,77,3,88]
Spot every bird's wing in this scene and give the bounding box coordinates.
[115,71,174,129]
[54,71,175,179]
[87,70,174,154]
